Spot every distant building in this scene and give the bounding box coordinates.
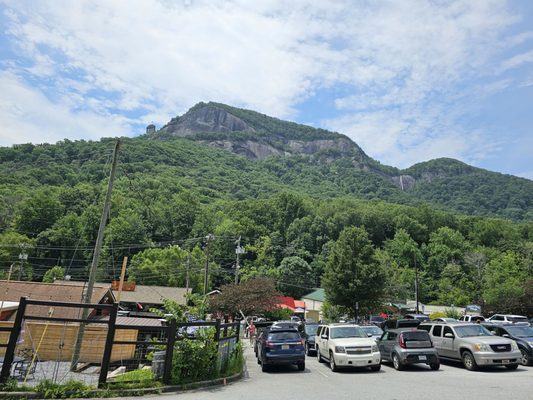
[301,288,325,322]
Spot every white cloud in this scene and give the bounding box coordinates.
[0,0,530,175]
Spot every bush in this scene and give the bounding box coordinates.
[445,308,462,319]
[35,379,94,399]
[429,311,446,320]
[225,341,244,376]
[171,336,218,384]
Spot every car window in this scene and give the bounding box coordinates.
[443,326,453,336]
[493,315,504,321]
[403,331,430,341]
[432,325,442,337]
[330,326,366,339]
[508,316,528,323]
[388,332,397,340]
[268,331,301,340]
[324,327,329,338]
[418,324,430,332]
[316,326,323,336]
[305,325,318,335]
[361,326,383,336]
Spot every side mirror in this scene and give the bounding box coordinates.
[367,333,373,337]
[502,333,509,338]
[321,334,328,340]
[444,333,455,339]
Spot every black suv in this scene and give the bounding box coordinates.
[303,323,318,356]
[483,323,533,366]
[381,319,421,331]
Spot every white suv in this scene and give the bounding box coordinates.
[487,314,529,325]
[315,324,381,372]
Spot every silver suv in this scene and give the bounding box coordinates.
[418,322,521,371]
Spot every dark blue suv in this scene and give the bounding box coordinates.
[257,329,305,372]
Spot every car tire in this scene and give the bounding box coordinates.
[505,363,519,370]
[298,362,305,371]
[305,343,310,356]
[257,356,261,365]
[462,351,478,371]
[392,353,404,371]
[430,362,440,370]
[261,360,269,372]
[370,364,381,372]
[317,347,324,363]
[519,348,530,366]
[329,351,338,372]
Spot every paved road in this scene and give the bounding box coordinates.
[129,343,533,400]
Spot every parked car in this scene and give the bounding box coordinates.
[368,315,386,327]
[458,315,485,323]
[315,324,381,372]
[418,322,521,371]
[405,313,431,322]
[257,328,305,372]
[360,325,384,341]
[483,323,533,366]
[432,318,458,323]
[381,319,421,331]
[254,326,271,357]
[377,328,440,370]
[303,323,319,356]
[487,314,529,325]
[271,320,303,332]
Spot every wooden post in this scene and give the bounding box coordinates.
[162,319,177,385]
[116,257,128,303]
[0,297,27,383]
[98,302,118,387]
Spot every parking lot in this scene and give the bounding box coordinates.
[132,343,533,400]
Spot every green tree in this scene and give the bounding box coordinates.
[277,256,314,298]
[42,266,65,283]
[322,227,385,319]
[13,188,63,236]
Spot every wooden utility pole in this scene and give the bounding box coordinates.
[234,236,244,285]
[203,234,214,295]
[185,251,191,294]
[116,256,128,303]
[71,140,120,370]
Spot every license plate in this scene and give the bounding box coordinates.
[419,355,427,361]
[502,359,510,364]
[282,344,289,350]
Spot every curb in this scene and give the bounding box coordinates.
[0,369,245,399]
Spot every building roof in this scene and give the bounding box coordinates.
[276,296,295,310]
[0,280,114,319]
[95,316,165,327]
[113,285,187,305]
[301,288,325,302]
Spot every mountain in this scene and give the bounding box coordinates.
[148,102,532,220]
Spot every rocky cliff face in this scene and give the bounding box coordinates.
[160,104,253,136]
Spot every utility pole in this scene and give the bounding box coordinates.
[17,246,28,281]
[414,254,420,314]
[234,236,244,285]
[71,140,120,371]
[203,234,214,295]
[185,251,191,294]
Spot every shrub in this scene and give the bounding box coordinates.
[225,341,244,376]
[35,379,94,399]
[171,335,218,384]
[429,311,446,320]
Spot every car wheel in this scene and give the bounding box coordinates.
[298,362,305,371]
[317,347,324,363]
[329,351,338,372]
[505,363,519,370]
[462,351,478,371]
[257,356,261,364]
[392,353,404,371]
[305,343,310,356]
[519,348,530,366]
[261,360,269,372]
[370,364,381,372]
[430,362,440,371]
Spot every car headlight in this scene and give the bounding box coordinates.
[372,344,378,352]
[335,346,346,353]
[511,341,519,351]
[473,343,491,352]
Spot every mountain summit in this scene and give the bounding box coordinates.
[155,102,364,161]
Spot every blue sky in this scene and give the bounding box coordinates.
[0,0,532,179]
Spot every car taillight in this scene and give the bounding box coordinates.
[266,341,274,347]
[399,333,406,349]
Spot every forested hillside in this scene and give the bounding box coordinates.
[0,135,531,315]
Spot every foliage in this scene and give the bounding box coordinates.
[277,256,315,298]
[35,379,94,399]
[429,311,446,320]
[171,333,218,384]
[321,300,349,322]
[264,307,293,321]
[224,341,244,376]
[42,266,65,283]
[209,277,281,318]
[323,227,385,318]
[444,307,462,319]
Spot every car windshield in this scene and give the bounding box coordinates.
[361,326,383,335]
[273,323,298,329]
[455,325,492,338]
[506,326,533,337]
[305,325,318,335]
[369,316,385,322]
[330,326,366,339]
[268,331,300,341]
